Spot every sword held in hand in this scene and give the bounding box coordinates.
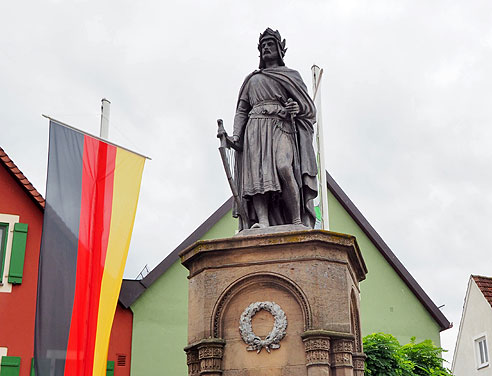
[216,119,249,224]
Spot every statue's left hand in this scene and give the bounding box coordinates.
[285,99,300,116]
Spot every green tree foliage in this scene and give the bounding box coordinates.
[363,333,453,376]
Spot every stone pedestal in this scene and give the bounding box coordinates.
[180,230,367,376]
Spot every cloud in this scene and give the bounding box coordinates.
[1,0,491,363]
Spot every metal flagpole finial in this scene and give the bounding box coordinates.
[311,65,324,101]
[100,98,111,140]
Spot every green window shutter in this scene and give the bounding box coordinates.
[8,223,28,284]
[0,356,21,376]
[30,358,35,376]
[106,361,115,376]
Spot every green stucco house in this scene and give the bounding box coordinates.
[119,172,451,375]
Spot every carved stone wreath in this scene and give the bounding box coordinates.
[239,301,287,353]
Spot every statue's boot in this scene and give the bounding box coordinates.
[251,222,268,229]
[252,195,270,228]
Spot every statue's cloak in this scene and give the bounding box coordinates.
[233,66,318,230]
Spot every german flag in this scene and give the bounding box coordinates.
[34,120,146,376]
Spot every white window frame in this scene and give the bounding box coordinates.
[0,347,7,366]
[0,214,19,293]
[474,333,490,369]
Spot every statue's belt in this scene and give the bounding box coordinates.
[248,101,296,134]
[252,99,282,107]
[249,101,284,119]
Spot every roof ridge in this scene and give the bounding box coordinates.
[472,275,492,309]
[0,147,45,210]
[472,275,492,281]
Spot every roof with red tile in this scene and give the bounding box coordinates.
[0,147,45,210]
[472,275,492,309]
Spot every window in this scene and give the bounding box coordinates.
[475,335,489,369]
[0,214,28,293]
[0,224,7,282]
[117,354,126,367]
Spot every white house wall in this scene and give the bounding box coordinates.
[453,279,492,376]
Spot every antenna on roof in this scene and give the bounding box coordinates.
[136,264,150,280]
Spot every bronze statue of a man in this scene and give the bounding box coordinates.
[231,28,318,231]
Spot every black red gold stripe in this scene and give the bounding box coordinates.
[35,121,145,376]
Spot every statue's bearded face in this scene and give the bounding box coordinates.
[261,39,279,62]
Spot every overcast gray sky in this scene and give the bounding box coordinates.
[2,0,491,364]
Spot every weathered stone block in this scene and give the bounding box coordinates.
[180,229,367,375]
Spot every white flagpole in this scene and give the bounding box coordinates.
[311,65,330,230]
[100,98,111,140]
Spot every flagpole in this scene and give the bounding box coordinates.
[311,65,330,230]
[100,98,111,140]
[41,114,151,160]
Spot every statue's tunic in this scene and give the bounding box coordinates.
[233,73,293,197]
[232,66,318,230]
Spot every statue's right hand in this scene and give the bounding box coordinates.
[232,135,239,143]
